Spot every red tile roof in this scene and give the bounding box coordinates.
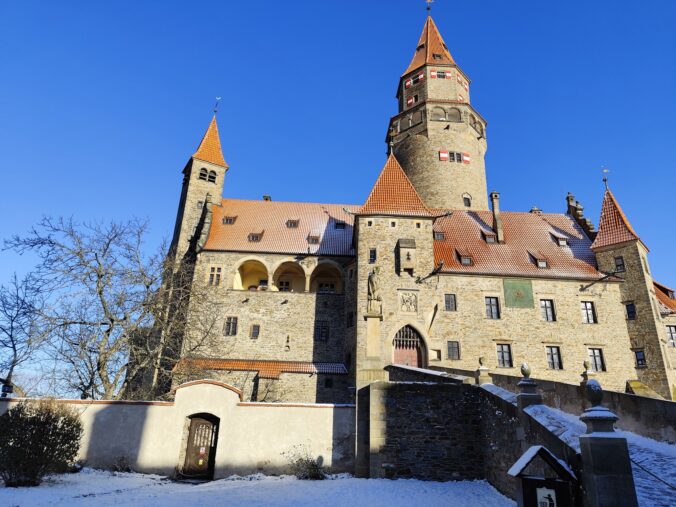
[590,189,645,251]
[403,16,456,76]
[193,116,228,167]
[177,358,347,380]
[359,155,432,217]
[654,281,676,314]
[432,210,605,280]
[204,199,357,256]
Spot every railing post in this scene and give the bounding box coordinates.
[578,380,638,507]
[475,356,491,385]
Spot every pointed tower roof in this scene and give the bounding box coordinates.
[192,116,228,167]
[591,189,646,251]
[403,16,456,76]
[360,155,432,217]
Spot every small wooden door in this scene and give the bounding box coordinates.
[393,325,425,367]
[183,416,218,479]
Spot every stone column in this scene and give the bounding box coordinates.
[516,363,542,411]
[578,380,638,507]
[475,356,491,385]
[304,274,311,292]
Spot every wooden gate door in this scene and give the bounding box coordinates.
[393,325,425,367]
[183,416,218,479]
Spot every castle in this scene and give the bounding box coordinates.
[169,15,676,401]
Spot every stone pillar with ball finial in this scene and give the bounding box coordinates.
[578,380,638,507]
[517,363,543,411]
[475,355,491,385]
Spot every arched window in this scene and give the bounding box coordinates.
[198,168,208,181]
[447,108,462,122]
[431,107,446,121]
[462,193,472,208]
[207,170,217,183]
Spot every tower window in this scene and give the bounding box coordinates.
[433,53,443,60]
[198,168,208,181]
[207,170,217,183]
[431,107,446,121]
[634,349,646,368]
[286,219,299,228]
[463,195,472,207]
[369,248,377,264]
[447,108,462,122]
[625,302,637,320]
[614,256,626,273]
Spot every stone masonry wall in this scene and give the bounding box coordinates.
[355,214,638,393]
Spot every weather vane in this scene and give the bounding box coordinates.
[426,0,434,13]
[601,166,610,190]
[213,96,222,115]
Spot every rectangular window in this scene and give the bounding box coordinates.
[335,221,346,230]
[223,316,238,336]
[434,231,445,240]
[209,267,221,286]
[625,302,637,320]
[581,301,597,324]
[588,348,606,372]
[248,233,262,242]
[634,350,646,368]
[369,248,377,264]
[278,280,290,292]
[614,256,625,273]
[444,293,457,311]
[485,297,500,319]
[286,219,299,228]
[318,282,336,294]
[496,344,513,368]
[314,321,330,342]
[540,299,556,322]
[546,346,563,370]
[667,326,676,347]
[447,341,461,360]
[250,324,260,339]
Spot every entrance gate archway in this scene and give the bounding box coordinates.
[182,413,219,480]
[393,325,426,367]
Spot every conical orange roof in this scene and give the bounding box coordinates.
[193,116,228,167]
[403,16,456,76]
[360,155,432,217]
[591,189,646,251]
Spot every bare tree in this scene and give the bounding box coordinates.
[5,217,223,400]
[0,273,45,393]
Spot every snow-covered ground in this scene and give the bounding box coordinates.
[1,469,515,507]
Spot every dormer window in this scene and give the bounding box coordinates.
[307,235,320,245]
[417,43,425,51]
[248,232,263,242]
[335,221,346,230]
[286,219,299,228]
[456,249,473,266]
[551,234,568,246]
[223,216,237,225]
[530,251,549,269]
[483,231,497,244]
[432,53,443,60]
[434,231,445,240]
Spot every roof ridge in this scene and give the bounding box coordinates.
[220,198,360,208]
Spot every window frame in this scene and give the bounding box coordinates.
[223,316,238,337]
[250,324,260,339]
[588,348,606,372]
[614,256,626,273]
[625,302,637,320]
[444,293,457,312]
[581,301,597,324]
[208,266,222,286]
[485,296,501,320]
[667,326,676,347]
[447,340,461,360]
[369,248,377,264]
[540,299,556,322]
[496,343,513,368]
[546,345,563,370]
[634,349,647,368]
[314,321,330,342]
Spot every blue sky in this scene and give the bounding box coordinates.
[1,1,675,284]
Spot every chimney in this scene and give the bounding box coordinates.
[490,191,504,243]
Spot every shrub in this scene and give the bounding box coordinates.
[282,445,325,480]
[0,400,83,487]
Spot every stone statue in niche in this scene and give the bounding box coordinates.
[367,267,382,315]
[400,292,418,313]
